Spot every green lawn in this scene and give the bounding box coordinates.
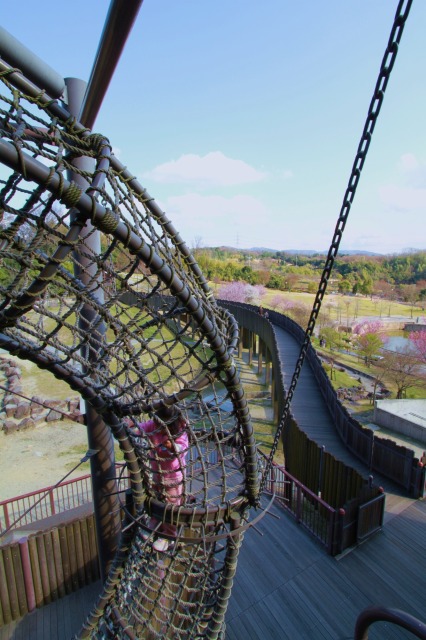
[261,289,423,321]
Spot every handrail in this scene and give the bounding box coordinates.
[0,453,341,551]
[354,606,426,639]
[220,300,424,498]
[0,464,128,534]
[258,451,340,554]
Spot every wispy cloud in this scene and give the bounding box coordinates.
[379,184,426,210]
[142,152,267,186]
[379,153,426,211]
[162,192,270,245]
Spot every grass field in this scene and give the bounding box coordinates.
[260,289,424,322]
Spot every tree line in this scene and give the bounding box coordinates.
[192,247,426,303]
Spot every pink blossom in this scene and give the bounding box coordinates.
[409,330,426,363]
[353,320,384,336]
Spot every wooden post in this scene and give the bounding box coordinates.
[248,330,253,365]
[257,338,263,375]
[265,354,271,386]
[18,538,36,613]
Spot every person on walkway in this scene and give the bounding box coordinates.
[126,405,189,552]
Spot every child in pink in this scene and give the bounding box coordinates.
[132,406,189,551]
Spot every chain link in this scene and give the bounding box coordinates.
[259,0,413,495]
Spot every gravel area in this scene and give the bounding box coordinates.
[0,419,89,502]
[0,352,90,502]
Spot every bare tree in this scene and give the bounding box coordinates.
[377,348,426,399]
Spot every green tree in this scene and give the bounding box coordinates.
[267,273,285,290]
[355,332,384,367]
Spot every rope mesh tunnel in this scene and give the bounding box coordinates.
[0,63,261,638]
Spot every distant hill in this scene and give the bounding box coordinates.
[247,248,383,256]
[211,246,424,256]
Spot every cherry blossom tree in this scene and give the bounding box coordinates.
[270,294,284,310]
[353,320,385,366]
[353,320,384,336]
[217,281,247,303]
[217,281,265,305]
[409,330,426,364]
[245,284,266,305]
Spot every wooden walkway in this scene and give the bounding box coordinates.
[3,495,424,640]
[273,325,416,503]
[226,495,426,640]
[1,323,425,639]
[225,325,426,639]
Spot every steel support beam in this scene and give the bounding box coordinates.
[79,0,144,128]
[65,77,121,582]
[0,26,65,98]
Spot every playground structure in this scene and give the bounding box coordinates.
[1,1,426,638]
[0,3,260,636]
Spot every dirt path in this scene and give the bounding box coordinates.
[0,420,90,502]
[0,353,90,502]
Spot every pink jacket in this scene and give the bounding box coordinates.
[139,420,189,484]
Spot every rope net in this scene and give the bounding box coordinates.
[0,64,260,638]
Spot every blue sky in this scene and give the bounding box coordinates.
[2,1,426,254]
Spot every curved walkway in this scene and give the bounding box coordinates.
[224,321,426,639]
[273,323,417,508]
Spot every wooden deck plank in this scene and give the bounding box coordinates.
[0,582,101,640]
[226,494,426,639]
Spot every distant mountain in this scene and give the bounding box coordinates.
[213,246,425,256]
[247,248,383,256]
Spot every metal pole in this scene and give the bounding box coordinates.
[79,0,144,128]
[65,77,121,582]
[0,26,65,99]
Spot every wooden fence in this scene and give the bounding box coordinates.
[221,301,425,499]
[0,436,390,627]
[0,511,99,626]
[0,475,93,534]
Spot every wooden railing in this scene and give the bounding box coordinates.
[0,446,386,626]
[0,464,128,534]
[260,454,385,556]
[262,458,341,555]
[220,301,425,498]
[0,512,100,626]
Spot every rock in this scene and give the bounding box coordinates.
[68,411,84,424]
[18,417,35,430]
[5,404,17,418]
[68,398,80,412]
[3,420,19,434]
[5,367,21,377]
[31,404,45,417]
[46,410,62,422]
[15,403,31,419]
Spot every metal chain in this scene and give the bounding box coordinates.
[259,0,413,494]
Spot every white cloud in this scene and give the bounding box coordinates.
[142,152,267,186]
[379,184,426,211]
[162,192,270,245]
[378,153,426,212]
[399,153,419,172]
[282,169,294,180]
[397,153,426,188]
